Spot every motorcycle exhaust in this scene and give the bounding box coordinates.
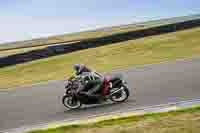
[110,87,124,96]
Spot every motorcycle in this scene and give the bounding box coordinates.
[62,72,130,109]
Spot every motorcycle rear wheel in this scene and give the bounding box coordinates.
[110,85,129,102]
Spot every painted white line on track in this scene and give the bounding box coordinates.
[2,98,200,133]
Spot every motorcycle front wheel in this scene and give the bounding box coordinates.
[62,95,82,109]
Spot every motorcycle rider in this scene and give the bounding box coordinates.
[73,64,104,99]
[73,64,92,75]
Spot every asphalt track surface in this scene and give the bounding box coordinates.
[1,57,200,132]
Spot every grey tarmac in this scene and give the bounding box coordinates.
[1,57,200,132]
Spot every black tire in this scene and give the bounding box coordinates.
[110,85,129,103]
[62,95,82,109]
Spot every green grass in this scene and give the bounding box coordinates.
[28,106,200,133]
[1,27,200,89]
[0,14,199,54]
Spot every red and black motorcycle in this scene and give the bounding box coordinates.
[62,73,130,109]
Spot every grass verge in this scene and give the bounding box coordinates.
[28,106,200,133]
[1,14,199,54]
[1,27,200,88]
